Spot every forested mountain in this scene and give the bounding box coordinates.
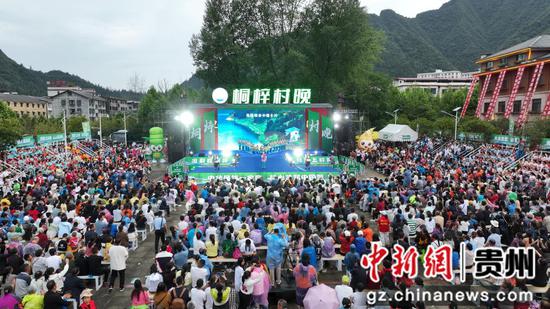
[0,49,143,100]
[370,0,550,77]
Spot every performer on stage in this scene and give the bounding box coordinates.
[213,154,220,171]
[261,152,267,169]
[305,152,311,170]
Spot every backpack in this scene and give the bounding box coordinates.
[170,287,187,309]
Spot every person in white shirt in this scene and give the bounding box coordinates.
[205,222,218,241]
[193,233,206,253]
[145,265,163,293]
[45,248,62,270]
[178,216,189,232]
[335,275,353,305]
[191,259,208,288]
[108,239,129,292]
[190,279,207,309]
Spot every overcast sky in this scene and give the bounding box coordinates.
[0,0,449,91]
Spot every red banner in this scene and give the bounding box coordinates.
[460,76,479,118]
[475,74,492,118]
[516,63,545,128]
[504,66,525,118]
[543,91,550,117]
[485,70,507,119]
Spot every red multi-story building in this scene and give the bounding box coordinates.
[462,35,550,127]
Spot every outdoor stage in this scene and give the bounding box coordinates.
[168,102,339,182]
[169,150,341,183]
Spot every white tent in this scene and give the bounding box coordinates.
[378,124,418,142]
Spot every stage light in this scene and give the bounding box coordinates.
[332,112,342,122]
[222,148,232,157]
[334,123,340,129]
[285,153,293,162]
[293,148,304,158]
[345,114,350,120]
[175,111,194,127]
[208,150,213,156]
[314,150,318,155]
[190,151,194,155]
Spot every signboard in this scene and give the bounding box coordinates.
[458,132,484,142]
[541,138,550,150]
[70,132,91,141]
[491,134,526,146]
[16,136,35,148]
[215,88,312,104]
[37,133,65,145]
[82,121,91,133]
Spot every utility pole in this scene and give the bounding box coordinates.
[63,110,68,158]
[123,112,127,147]
[98,114,103,148]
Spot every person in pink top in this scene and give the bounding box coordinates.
[130,279,150,309]
[249,256,270,308]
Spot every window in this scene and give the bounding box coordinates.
[497,101,506,113]
[77,100,81,107]
[517,54,527,62]
[68,92,72,96]
[69,100,75,107]
[499,58,507,66]
[431,88,437,95]
[512,100,522,114]
[61,99,66,107]
[487,61,494,69]
[484,102,490,113]
[26,103,29,108]
[531,99,542,114]
[77,108,82,113]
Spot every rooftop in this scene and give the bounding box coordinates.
[484,34,550,59]
[0,93,50,105]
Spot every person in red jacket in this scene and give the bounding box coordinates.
[339,230,354,255]
[79,289,97,309]
[378,211,391,247]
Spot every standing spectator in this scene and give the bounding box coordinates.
[108,239,129,292]
[264,229,288,286]
[154,212,167,253]
[293,254,317,307]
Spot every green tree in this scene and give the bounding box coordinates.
[67,115,87,133]
[190,0,382,102]
[0,101,23,150]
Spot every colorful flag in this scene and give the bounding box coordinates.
[504,66,525,118]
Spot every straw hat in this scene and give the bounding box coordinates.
[80,288,93,299]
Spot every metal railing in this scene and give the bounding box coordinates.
[0,160,26,179]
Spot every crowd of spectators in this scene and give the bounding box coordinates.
[1,135,549,309]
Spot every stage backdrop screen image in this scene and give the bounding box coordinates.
[218,108,305,150]
[187,106,333,153]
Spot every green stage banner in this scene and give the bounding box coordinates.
[70,132,91,141]
[491,134,526,146]
[184,171,337,183]
[307,110,320,149]
[321,115,333,152]
[458,132,484,142]
[541,138,550,150]
[37,133,64,145]
[16,136,35,148]
[292,156,332,165]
